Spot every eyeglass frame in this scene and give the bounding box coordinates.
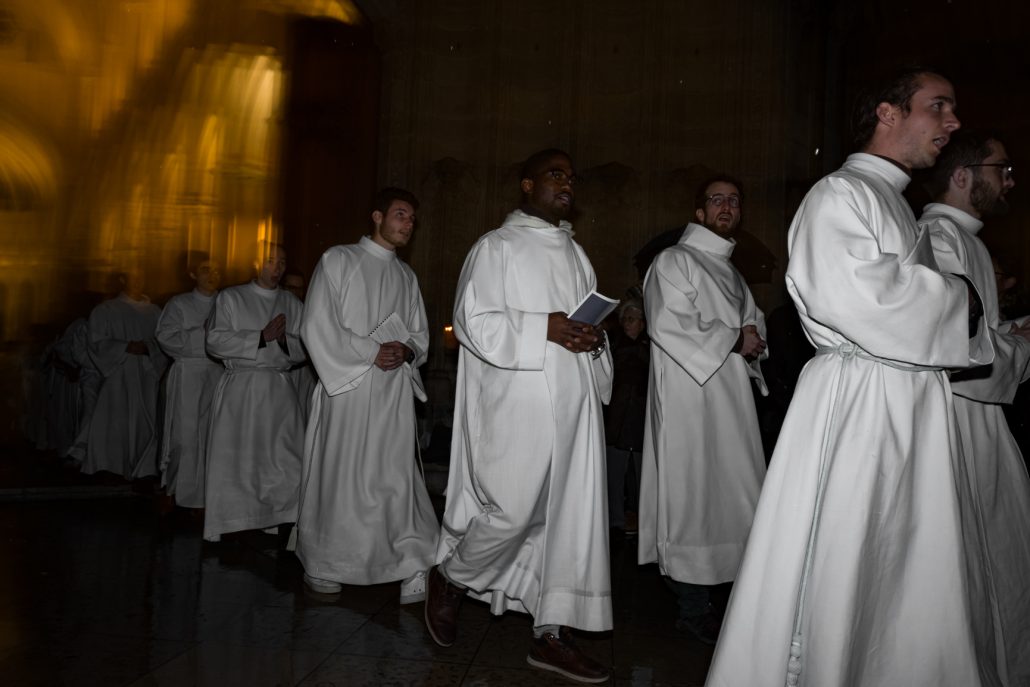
[964,163,1015,181]
[704,194,742,209]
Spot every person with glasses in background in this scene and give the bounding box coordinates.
[639,174,769,645]
[920,129,1030,686]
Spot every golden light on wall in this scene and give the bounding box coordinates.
[0,0,362,342]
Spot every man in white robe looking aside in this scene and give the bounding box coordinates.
[204,242,306,541]
[83,269,166,479]
[425,149,613,684]
[640,174,768,645]
[920,129,1030,686]
[296,187,437,600]
[156,256,222,509]
[706,68,1001,687]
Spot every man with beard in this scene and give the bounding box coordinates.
[639,175,768,645]
[920,130,1030,686]
[425,149,613,683]
[706,69,1000,686]
[295,188,437,603]
[204,242,306,541]
[156,256,223,509]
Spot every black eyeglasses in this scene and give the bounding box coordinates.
[965,163,1014,181]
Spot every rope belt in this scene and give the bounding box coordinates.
[814,343,943,372]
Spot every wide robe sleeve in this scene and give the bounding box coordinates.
[453,235,548,371]
[931,222,1030,402]
[742,285,770,395]
[404,271,430,367]
[157,299,206,360]
[787,177,990,368]
[282,297,307,366]
[301,250,380,396]
[205,291,261,361]
[644,250,741,386]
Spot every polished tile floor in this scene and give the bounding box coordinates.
[0,497,715,686]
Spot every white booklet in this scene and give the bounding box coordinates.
[369,312,410,344]
[569,290,619,326]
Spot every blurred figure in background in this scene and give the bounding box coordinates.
[156,255,222,510]
[82,269,167,479]
[604,297,649,534]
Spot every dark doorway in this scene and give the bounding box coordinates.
[280,16,381,280]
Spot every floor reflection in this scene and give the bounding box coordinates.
[0,498,713,686]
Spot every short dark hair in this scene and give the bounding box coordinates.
[520,148,572,181]
[851,66,943,150]
[256,240,286,261]
[694,174,744,211]
[373,187,419,215]
[187,250,212,274]
[925,129,998,199]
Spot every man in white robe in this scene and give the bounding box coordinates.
[920,130,1030,686]
[640,174,768,645]
[425,149,613,684]
[296,188,437,600]
[156,258,222,509]
[204,243,306,541]
[707,69,1001,687]
[83,271,166,479]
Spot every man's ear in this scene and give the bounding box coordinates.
[520,178,533,195]
[695,208,705,223]
[951,166,971,191]
[876,102,896,128]
[371,210,384,227]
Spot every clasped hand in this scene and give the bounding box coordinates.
[547,312,602,354]
[262,314,287,343]
[375,341,411,370]
[738,324,767,361]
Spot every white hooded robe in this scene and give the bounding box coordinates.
[296,237,438,584]
[639,222,768,584]
[707,154,1000,687]
[437,210,614,631]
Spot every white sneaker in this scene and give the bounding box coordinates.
[399,570,427,604]
[304,573,342,594]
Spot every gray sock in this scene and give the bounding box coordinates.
[533,624,561,639]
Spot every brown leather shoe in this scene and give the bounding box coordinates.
[526,627,610,683]
[424,566,466,647]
